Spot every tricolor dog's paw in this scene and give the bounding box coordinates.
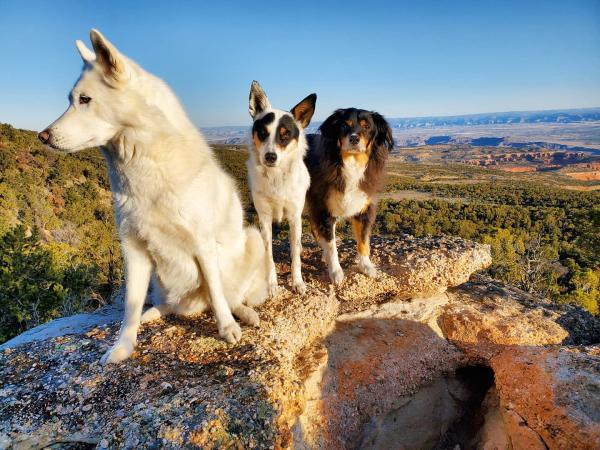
[358,257,378,278]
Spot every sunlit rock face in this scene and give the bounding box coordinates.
[1,235,598,449]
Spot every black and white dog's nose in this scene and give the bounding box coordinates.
[349,134,360,145]
[265,152,277,164]
[38,129,51,144]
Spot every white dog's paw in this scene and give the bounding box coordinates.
[100,340,135,365]
[291,278,307,295]
[358,258,378,278]
[329,266,345,285]
[219,321,242,344]
[268,280,279,297]
[233,305,260,327]
[140,306,165,323]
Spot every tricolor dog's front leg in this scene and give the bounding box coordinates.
[101,234,153,365]
[289,211,306,294]
[352,202,378,278]
[311,210,344,284]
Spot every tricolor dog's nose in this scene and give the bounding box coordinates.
[349,134,360,145]
[38,129,51,144]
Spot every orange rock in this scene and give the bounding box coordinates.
[491,347,600,450]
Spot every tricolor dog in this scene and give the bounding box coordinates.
[247,81,316,295]
[39,30,269,364]
[305,108,394,284]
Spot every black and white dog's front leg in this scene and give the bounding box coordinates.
[289,211,306,294]
[258,212,278,296]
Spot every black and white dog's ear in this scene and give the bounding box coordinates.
[291,93,317,128]
[319,109,345,140]
[249,81,272,118]
[90,29,127,84]
[75,40,95,64]
[371,112,394,151]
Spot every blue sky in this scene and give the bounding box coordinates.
[1,0,599,130]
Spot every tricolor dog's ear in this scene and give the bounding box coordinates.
[90,29,127,84]
[319,109,345,140]
[291,93,317,128]
[249,81,272,118]
[75,40,95,64]
[371,112,394,151]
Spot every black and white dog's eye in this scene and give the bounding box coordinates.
[79,95,91,105]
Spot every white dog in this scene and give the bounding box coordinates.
[247,81,315,295]
[39,30,268,364]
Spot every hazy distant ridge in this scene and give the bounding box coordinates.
[387,107,600,128]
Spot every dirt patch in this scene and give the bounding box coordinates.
[565,171,600,181]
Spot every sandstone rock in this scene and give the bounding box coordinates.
[0,287,337,449]
[439,279,570,361]
[1,234,599,449]
[293,234,492,314]
[293,318,462,449]
[491,346,600,450]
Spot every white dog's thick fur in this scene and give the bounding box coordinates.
[40,30,268,364]
[247,81,315,295]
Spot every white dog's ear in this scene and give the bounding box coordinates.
[291,93,317,128]
[90,29,126,83]
[75,40,95,63]
[249,81,271,118]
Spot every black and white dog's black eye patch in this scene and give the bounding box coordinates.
[252,112,275,141]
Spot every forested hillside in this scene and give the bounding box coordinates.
[0,124,598,344]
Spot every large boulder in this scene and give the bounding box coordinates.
[1,235,598,449]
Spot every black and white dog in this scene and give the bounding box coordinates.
[305,108,394,284]
[247,81,316,295]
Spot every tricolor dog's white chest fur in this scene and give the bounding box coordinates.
[327,157,369,218]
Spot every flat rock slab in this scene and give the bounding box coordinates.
[277,234,492,314]
[0,305,123,351]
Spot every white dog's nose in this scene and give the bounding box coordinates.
[38,129,51,144]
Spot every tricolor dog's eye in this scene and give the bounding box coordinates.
[79,95,92,105]
[361,121,371,130]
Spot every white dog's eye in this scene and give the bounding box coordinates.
[79,95,92,105]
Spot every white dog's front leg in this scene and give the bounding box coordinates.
[101,235,152,365]
[258,213,278,296]
[289,213,306,294]
[195,239,241,343]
